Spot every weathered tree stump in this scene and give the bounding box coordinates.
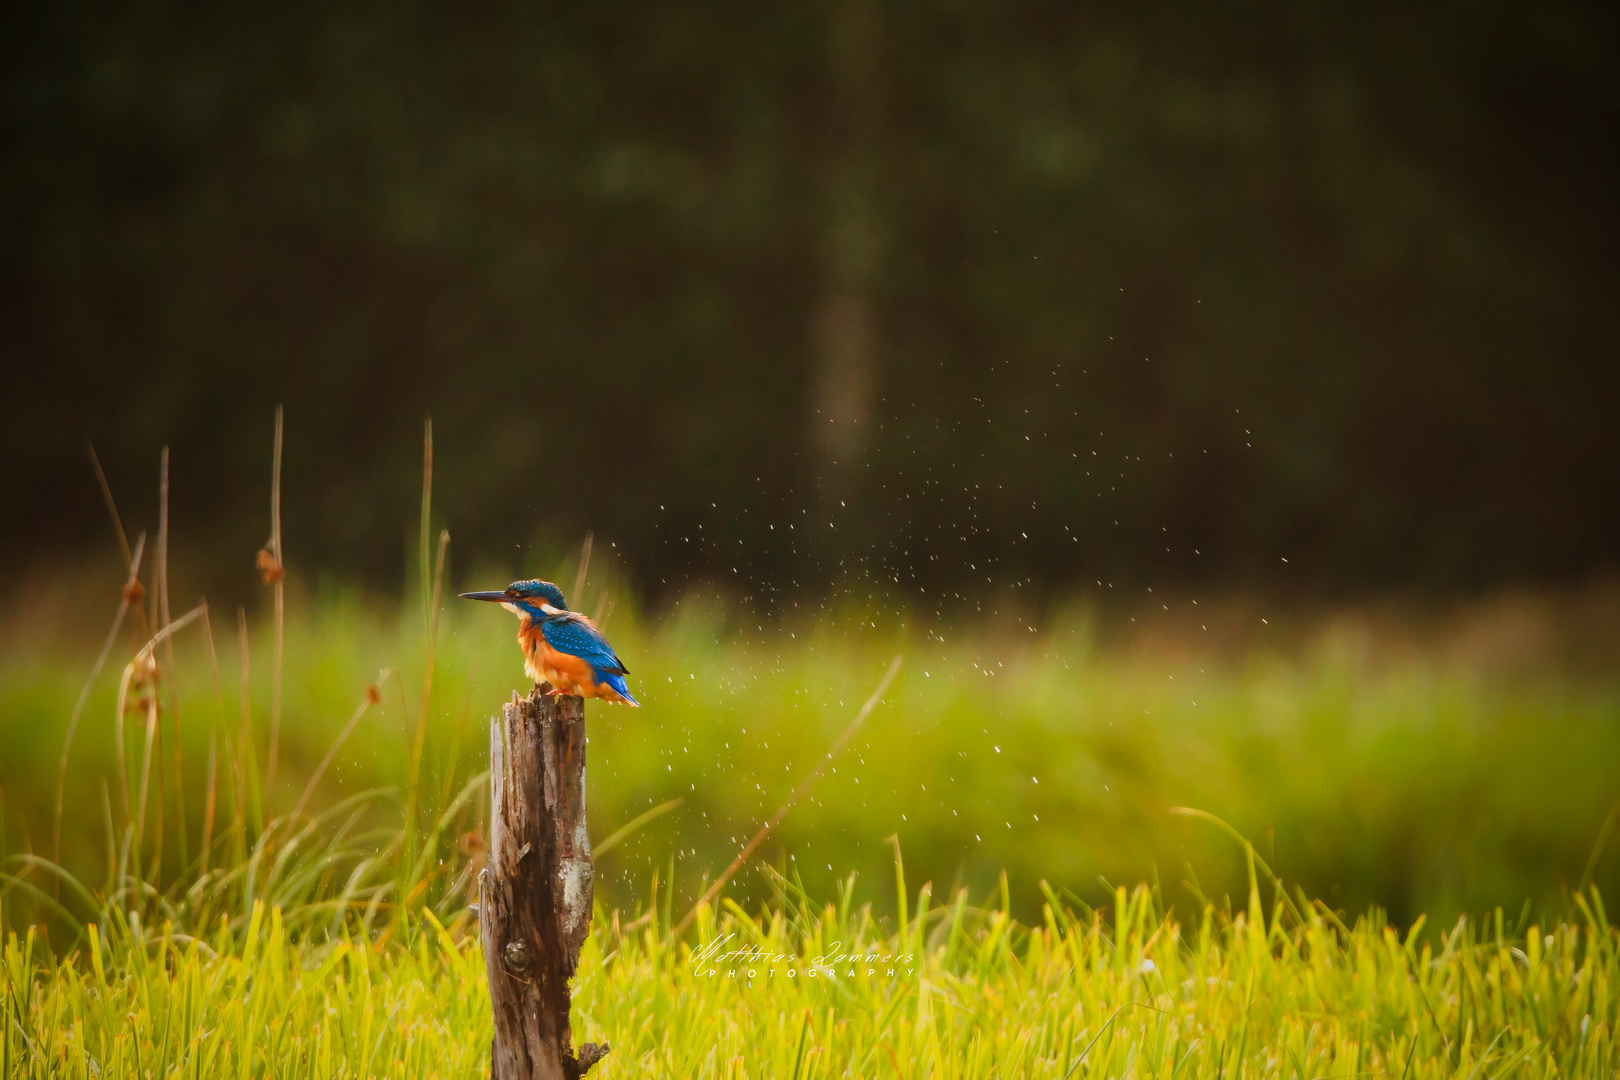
[480,685,609,1080]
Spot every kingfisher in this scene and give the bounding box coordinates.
[459,579,639,706]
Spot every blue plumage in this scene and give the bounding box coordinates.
[507,579,567,609]
[541,613,629,675]
[596,672,640,706]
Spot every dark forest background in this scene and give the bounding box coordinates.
[4,0,1617,610]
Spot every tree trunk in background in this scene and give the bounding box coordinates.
[480,686,609,1080]
[811,0,884,476]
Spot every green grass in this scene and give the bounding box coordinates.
[2,583,1618,931]
[5,865,1618,1078]
[4,577,1620,1077]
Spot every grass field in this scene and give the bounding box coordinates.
[5,864,1618,1078]
[3,574,1618,930]
[3,561,1620,1077]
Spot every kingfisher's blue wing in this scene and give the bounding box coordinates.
[541,614,628,675]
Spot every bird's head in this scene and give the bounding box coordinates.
[459,579,569,620]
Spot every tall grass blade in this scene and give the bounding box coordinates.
[573,531,594,606]
[418,417,432,628]
[595,799,685,857]
[1580,798,1620,894]
[263,405,285,798]
[158,445,188,874]
[675,654,901,936]
[289,674,390,827]
[54,534,145,877]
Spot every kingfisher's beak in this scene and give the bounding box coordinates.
[458,590,510,602]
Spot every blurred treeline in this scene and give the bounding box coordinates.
[4,0,1617,607]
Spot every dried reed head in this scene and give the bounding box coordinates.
[256,548,284,584]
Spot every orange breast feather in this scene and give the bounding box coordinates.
[518,620,598,696]
[539,644,597,695]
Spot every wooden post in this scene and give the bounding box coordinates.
[480,686,610,1080]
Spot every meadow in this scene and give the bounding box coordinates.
[6,862,1620,1078]
[3,554,1620,1076]
[3,566,1618,931]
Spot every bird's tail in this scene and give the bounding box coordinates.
[598,671,640,707]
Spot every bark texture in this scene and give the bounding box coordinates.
[480,686,609,1080]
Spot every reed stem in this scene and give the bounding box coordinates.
[266,407,285,798]
[55,534,146,881]
[158,446,188,872]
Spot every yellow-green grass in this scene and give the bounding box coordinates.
[3,586,1620,932]
[5,866,1618,1079]
[4,578,1619,1078]
[3,586,1618,934]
